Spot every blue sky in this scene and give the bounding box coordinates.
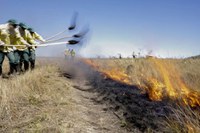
[0,0,200,57]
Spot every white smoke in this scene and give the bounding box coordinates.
[80,41,142,58]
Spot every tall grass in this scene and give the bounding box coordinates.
[0,57,199,132]
[163,105,200,133]
[0,64,73,132]
[90,58,200,92]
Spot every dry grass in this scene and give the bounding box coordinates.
[89,58,200,92]
[0,57,199,132]
[163,105,200,133]
[0,64,74,132]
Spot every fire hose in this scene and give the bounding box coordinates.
[45,29,69,41]
[1,40,79,47]
[45,30,88,43]
[45,12,78,41]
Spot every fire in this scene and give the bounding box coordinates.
[83,59,132,85]
[83,58,200,107]
[144,78,165,101]
[149,58,200,107]
[102,68,132,85]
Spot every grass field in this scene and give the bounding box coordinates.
[0,57,199,132]
[0,61,76,132]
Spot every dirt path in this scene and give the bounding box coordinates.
[62,77,130,133]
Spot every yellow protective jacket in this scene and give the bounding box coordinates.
[71,50,76,57]
[0,23,29,52]
[64,49,70,56]
[32,32,45,42]
[29,32,45,50]
[18,27,35,51]
[0,24,12,52]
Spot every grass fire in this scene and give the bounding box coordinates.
[83,58,200,107]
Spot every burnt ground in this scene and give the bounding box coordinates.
[59,60,175,133]
[84,72,172,132]
[61,73,131,133]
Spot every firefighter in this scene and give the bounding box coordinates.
[0,19,17,76]
[64,49,71,59]
[70,49,76,59]
[27,27,45,69]
[15,22,33,71]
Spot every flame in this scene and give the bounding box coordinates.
[149,58,200,107]
[83,59,132,85]
[83,58,200,107]
[144,78,165,101]
[102,68,132,85]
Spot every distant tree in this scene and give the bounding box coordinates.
[118,53,122,59]
[132,52,136,58]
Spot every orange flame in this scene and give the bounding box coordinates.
[149,58,200,107]
[83,59,132,85]
[83,58,200,107]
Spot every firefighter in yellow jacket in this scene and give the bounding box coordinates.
[16,23,35,71]
[0,19,28,75]
[27,27,45,69]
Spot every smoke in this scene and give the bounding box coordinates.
[79,41,142,58]
[57,58,96,82]
[36,45,66,57]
